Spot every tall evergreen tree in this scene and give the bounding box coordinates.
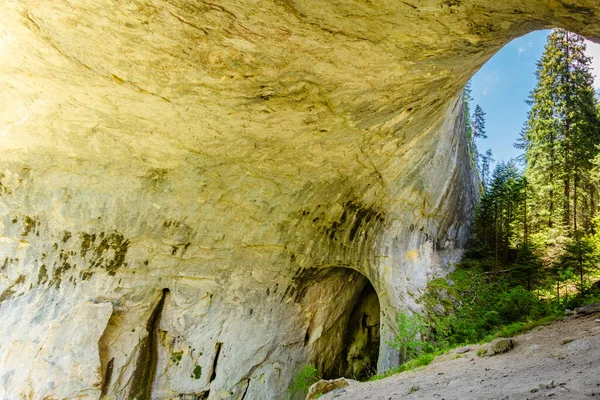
[479,149,494,191]
[463,85,489,182]
[463,82,479,170]
[473,160,526,263]
[522,29,600,236]
[466,31,600,302]
[472,105,487,139]
[470,104,488,187]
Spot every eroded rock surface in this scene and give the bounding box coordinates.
[1,1,599,398]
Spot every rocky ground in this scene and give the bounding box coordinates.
[320,314,600,400]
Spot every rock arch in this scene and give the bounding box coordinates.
[293,266,381,381]
[0,1,599,399]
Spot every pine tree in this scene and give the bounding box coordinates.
[519,29,600,299]
[473,160,526,264]
[464,32,600,303]
[523,29,600,236]
[463,82,479,170]
[472,105,487,139]
[514,123,530,165]
[479,149,493,191]
[470,104,488,188]
[558,234,600,291]
[511,243,544,291]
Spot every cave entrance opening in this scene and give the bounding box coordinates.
[300,267,380,381]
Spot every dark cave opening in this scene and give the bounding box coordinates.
[300,268,381,381]
[329,279,380,381]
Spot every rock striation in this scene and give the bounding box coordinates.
[0,0,599,398]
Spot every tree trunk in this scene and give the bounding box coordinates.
[494,202,499,263]
[564,177,570,230]
[524,184,528,243]
[574,177,584,291]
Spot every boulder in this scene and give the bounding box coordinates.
[574,303,600,315]
[306,378,356,400]
[482,338,514,356]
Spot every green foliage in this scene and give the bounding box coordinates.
[369,352,439,381]
[464,82,489,175]
[496,286,545,321]
[287,364,319,400]
[379,262,578,381]
[472,160,529,264]
[510,243,545,290]
[555,234,600,290]
[377,30,600,384]
[385,264,555,373]
[387,313,434,360]
[491,315,557,339]
[522,29,600,235]
[423,265,553,347]
[472,105,487,139]
[464,81,491,190]
[479,149,494,190]
[467,29,600,304]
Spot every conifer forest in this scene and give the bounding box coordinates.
[464,29,600,308]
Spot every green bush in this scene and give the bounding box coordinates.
[418,264,556,348]
[380,255,591,382]
[287,364,319,400]
[497,286,543,321]
[387,313,433,360]
[493,315,555,338]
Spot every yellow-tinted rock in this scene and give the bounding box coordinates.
[0,1,599,398]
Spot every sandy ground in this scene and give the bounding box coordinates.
[322,314,600,400]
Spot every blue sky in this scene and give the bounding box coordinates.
[470,30,600,168]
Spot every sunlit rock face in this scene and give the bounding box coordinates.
[0,0,599,398]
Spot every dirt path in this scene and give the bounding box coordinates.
[322,315,600,400]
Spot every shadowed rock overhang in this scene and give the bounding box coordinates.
[0,0,599,399]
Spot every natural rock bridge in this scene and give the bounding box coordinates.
[0,0,599,398]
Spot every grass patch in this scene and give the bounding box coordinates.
[369,351,441,381]
[485,315,559,341]
[371,313,559,381]
[371,257,572,383]
[287,364,319,400]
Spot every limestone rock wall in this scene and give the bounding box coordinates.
[0,1,599,399]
